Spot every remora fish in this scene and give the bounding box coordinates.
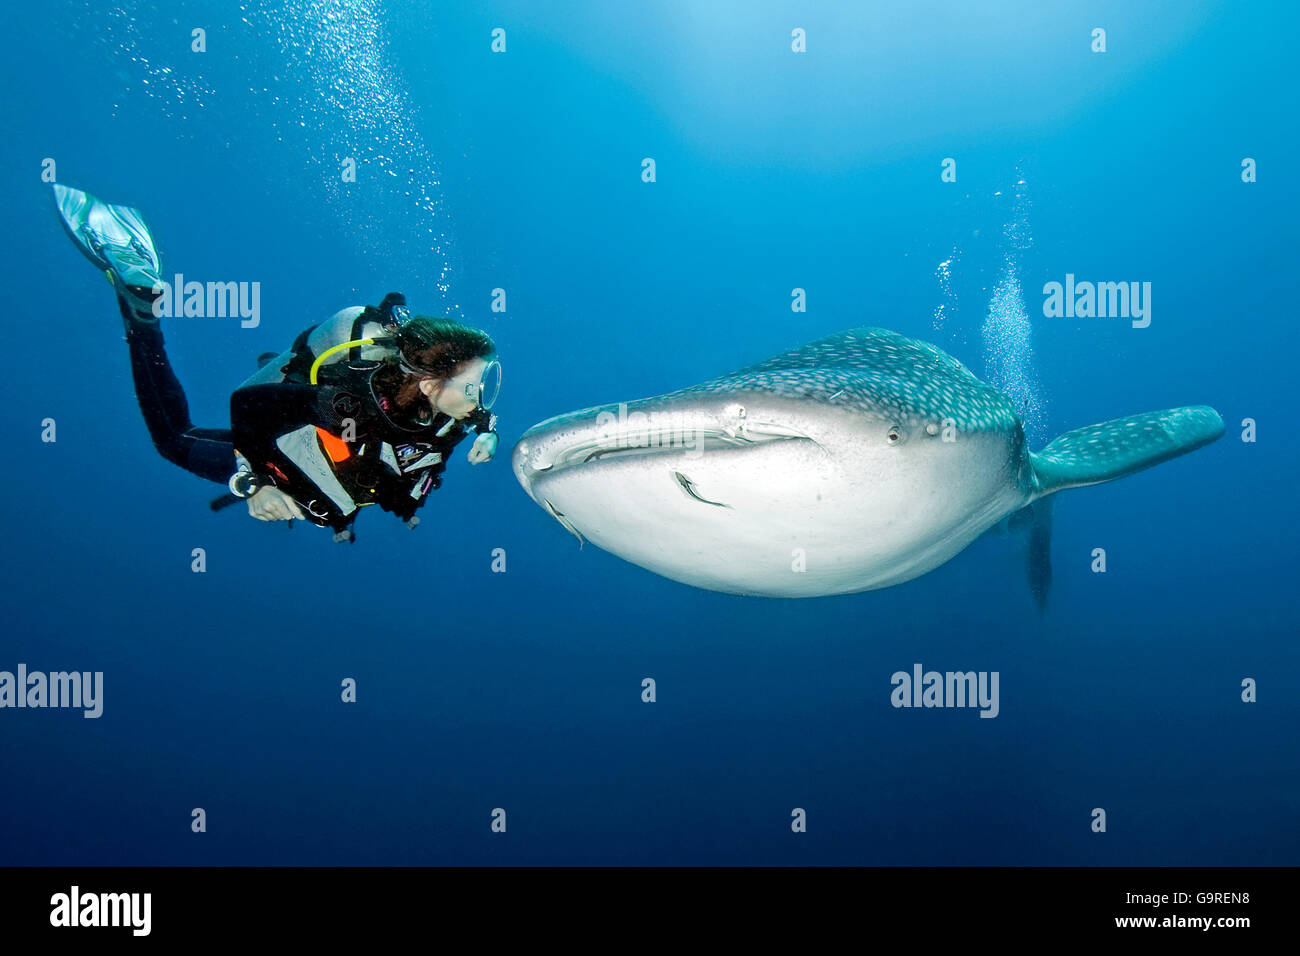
[512,328,1223,600]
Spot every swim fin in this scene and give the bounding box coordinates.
[52,183,163,326]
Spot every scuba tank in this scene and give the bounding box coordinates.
[237,292,410,389]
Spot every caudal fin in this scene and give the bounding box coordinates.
[1029,405,1224,498]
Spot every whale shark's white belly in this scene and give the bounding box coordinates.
[534,427,1028,598]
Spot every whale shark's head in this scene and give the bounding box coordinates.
[512,328,1027,596]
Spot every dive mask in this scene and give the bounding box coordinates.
[473,358,502,410]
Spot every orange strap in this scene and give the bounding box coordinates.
[315,427,351,463]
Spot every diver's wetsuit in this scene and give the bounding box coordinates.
[230,357,488,531]
[121,297,492,531]
[124,311,237,484]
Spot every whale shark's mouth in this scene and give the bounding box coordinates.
[547,421,809,469]
[514,412,815,500]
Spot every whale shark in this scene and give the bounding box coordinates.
[511,327,1223,600]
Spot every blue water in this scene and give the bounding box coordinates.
[2,0,1296,865]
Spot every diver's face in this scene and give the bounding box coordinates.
[421,357,487,420]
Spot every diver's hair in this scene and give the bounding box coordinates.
[377,316,496,411]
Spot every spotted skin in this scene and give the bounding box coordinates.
[680,328,1020,434]
[512,327,1224,598]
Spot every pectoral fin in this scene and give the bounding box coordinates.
[1030,405,1224,497]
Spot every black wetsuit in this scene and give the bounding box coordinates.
[125,320,237,483]
[230,358,485,531]
[122,302,491,531]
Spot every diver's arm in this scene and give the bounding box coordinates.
[230,446,305,521]
[463,407,499,464]
[230,381,360,523]
[230,381,341,458]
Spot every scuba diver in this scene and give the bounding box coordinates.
[52,183,502,542]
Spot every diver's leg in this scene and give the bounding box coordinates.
[122,303,235,484]
[53,184,235,484]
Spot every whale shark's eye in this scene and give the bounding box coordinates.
[887,426,904,444]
